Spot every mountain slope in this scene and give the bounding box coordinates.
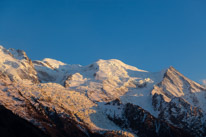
[0,46,38,83]
[0,105,49,137]
[0,46,205,137]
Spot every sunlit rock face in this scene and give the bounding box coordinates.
[0,46,206,137]
[0,46,39,83]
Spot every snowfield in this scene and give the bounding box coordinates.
[0,45,205,137]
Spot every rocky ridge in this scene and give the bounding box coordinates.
[0,46,205,137]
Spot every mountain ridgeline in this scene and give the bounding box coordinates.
[0,46,205,137]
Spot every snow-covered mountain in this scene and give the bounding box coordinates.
[0,46,205,137]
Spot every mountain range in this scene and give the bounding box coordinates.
[0,46,205,137]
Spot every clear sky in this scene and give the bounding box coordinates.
[0,0,206,83]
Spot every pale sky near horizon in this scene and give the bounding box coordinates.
[0,0,206,84]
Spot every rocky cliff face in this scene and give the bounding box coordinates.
[0,46,39,83]
[0,46,205,137]
[100,99,193,137]
[150,67,206,137]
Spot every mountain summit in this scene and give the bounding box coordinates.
[0,46,205,137]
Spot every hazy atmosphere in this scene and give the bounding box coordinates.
[0,0,206,83]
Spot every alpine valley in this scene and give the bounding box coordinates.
[0,46,205,137]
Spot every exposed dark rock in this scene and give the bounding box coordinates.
[106,99,194,137]
[158,97,206,137]
[0,105,49,137]
[64,75,72,88]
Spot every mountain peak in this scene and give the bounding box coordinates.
[168,65,175,70]
[0,46,38,83]
[94,59,147,72]
[164,65,181,77]
[42,58,66,69]
[0,46,206,137]
[8,48,30,61]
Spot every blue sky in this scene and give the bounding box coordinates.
[0,0,206,83]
